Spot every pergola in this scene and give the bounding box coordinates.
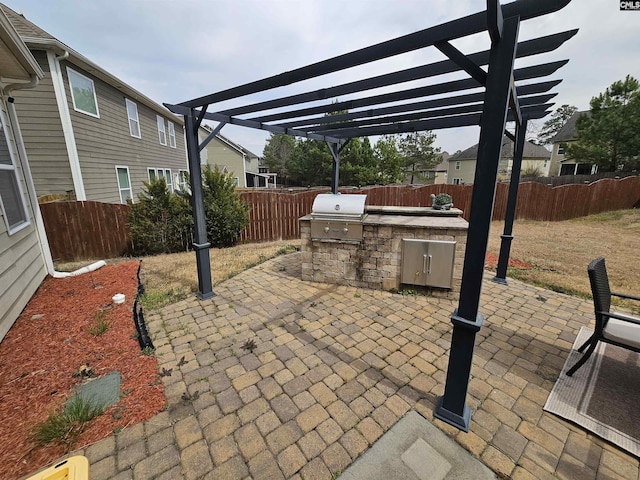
[166,0,576,432]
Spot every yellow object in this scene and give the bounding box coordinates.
[25,456,88,480]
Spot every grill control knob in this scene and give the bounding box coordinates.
[343,227,349,233]
[324,226,330,233]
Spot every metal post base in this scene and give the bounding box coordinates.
[197,291,216,300]
[434,396,471,432]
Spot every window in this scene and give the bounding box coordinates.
[67,67,99,117]
[557,144,565,155]
[168,121,176,148]
[455,161,461,170]
[0,112,29,234]
[116,166,132,204]
[125,99,141,138]
[157,116,166,145]
[453,178,462,185]
[178,170,189,190]
[147,168,173,191]
[233,177,240,186]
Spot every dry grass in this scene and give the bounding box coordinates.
[138,240,300,309]
[55,209,640,313]
[487,209,640,313]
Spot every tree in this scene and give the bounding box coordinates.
[398,131,440,184]
[537,104,577,145]
[373,135,404,184]
[286,139,332,186]
[200,165,250,247]
[566,75,640,172]
[262,133,295,183]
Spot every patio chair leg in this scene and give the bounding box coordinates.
[577,333,595,353]
[566,339,598,377]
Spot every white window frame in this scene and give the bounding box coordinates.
[157,115,167,145]
[125,99,141,138]
[115,166,133,204]
[0,109,30,235]
[162,168,173,191]
[557,144,565,155]
[233,177,240,187]
[452,178,462,185]
[178,169,189,190]
[67,67,100,118]
[168,121,176,148]
[455,161,461,170]
[147,168,157,182]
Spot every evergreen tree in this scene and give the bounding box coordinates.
[566,76,640,172]
[399,131,440,184]
[262,133,295,183]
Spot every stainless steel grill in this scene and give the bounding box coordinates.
[310,194,367,241]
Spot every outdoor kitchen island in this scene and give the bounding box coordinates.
[300,195,468,297]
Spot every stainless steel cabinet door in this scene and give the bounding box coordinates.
[401,239,456,288]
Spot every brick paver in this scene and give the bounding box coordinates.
[53,253,640,479]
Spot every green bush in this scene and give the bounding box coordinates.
[201,165,250,248]
[127,168,249,255]
[127,178,193,255]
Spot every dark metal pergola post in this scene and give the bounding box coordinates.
[494,117,528,284]
[327,142,341,194]
[185,110,215,299]
[434,13,521,432]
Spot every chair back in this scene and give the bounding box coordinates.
[588,257,611,328]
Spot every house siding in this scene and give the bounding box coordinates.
[201,133,246,187]
[58,60,187,203]
[11,49,74,199]
[448,159,476,184]
[0,97,47,341]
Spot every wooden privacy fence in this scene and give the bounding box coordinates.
[40,201,133,261]
[41,176,640,260]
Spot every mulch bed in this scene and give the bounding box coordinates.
[0,261,165,480]
[485,252,533,270]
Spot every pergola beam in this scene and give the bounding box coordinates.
[247,61,566,125]
[177,0,569,110]
[218,30,575,118]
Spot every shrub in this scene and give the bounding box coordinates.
[201,165,250,248]
[127,178,193,255]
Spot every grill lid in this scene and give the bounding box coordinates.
[311,194,367,218]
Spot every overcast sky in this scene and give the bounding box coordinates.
[5,0,639,156]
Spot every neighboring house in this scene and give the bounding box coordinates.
[447,136,551,184]
[548,110,596,176]
[1,4,188,204]
[199,125,276,188]
[404,152,450,185]
[0,8,50,341]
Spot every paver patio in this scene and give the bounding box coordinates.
[69,252,639,479]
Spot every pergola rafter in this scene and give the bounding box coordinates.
[165,0,576,432]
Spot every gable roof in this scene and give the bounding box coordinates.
[550,110,589,143]
[0,3,182,124]
[0,7,43,81]
[199,125,260,160]
[448,135,550,162]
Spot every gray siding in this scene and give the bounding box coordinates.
[0,98,47,342]
[59,60,187,203]
[11,50,74,198]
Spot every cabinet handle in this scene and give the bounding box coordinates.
[423,254,428,274]
[428,254,432,274]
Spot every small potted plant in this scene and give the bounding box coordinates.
[432,193,453,210]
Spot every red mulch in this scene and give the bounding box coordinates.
[485,252,533,270]
[0,261,165,480]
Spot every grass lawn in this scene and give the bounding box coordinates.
[487,209,640,313]
[56,209,640,313]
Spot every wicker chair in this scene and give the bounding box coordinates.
[566,257,640,377]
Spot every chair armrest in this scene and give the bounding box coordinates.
[612,291,640,302]
[602,311,640,325]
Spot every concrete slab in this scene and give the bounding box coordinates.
[70,371,121,411]
[339,411,496,480]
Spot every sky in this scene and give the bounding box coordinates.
[4,0,639,157]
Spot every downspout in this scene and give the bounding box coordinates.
[47,49,86,201]
[5,84,105,278]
